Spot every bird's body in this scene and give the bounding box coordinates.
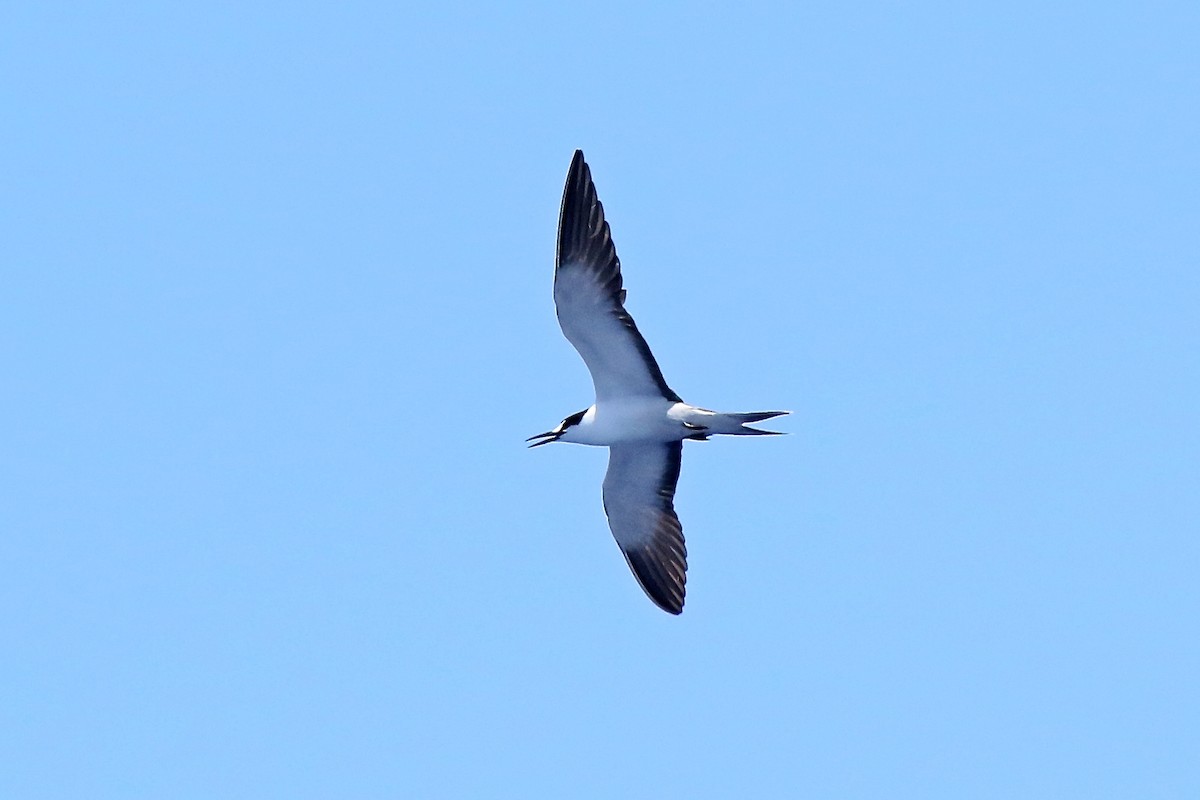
[529,150,787,614]
[557,399,781,446]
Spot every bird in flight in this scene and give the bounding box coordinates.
[528,150,788,615]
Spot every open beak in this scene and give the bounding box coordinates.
[526,430,560,448]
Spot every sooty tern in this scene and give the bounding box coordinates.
[528,150,788,615]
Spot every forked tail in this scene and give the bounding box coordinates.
[710,410,789,436]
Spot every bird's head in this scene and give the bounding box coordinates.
[526,409,587,448]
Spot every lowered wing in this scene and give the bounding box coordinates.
[602,441,688,614]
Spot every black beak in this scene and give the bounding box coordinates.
[526,430,560,448]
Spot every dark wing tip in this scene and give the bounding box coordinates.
[619,502,687,615]
[624,544,687,615]
[563,150,587,200]
[556,150,618,281]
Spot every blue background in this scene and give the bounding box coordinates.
[3,2,1197,797]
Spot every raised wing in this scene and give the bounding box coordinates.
[555,150,681,403]
[602,442,687,614]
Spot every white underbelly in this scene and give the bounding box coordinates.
[566,399,687,445]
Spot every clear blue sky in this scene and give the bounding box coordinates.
[3,3,1197,797]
